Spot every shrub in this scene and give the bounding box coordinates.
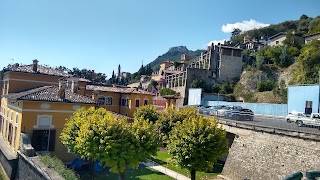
[39,155,80,180]
[257,80,275,92]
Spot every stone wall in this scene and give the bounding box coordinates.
[219,54,242,82]
[222,128,320,180]
[15,152,50,180]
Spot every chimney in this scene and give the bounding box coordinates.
[32,59,38,72]
[58,78,67,99]
[71,80,78,93]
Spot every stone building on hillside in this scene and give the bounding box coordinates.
[150,43,243,107]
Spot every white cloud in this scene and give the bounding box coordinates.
[221,19,270,33]
[207,39,227,46]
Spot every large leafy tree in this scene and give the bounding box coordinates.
[157,107,200,144]
[295,40,320,84]
[134,105,160,123]
[167,116,228,180]
[60,107,159,180]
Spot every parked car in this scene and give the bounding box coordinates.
[208,105,226,116]
[224,109,254,121]
[202,105,225,115]
[216,106,242,116]
[198,106,211,114]
[285,112,307,123]
[286,112,320,127]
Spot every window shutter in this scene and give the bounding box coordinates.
[31,130,39,150]
[48,129,56,151]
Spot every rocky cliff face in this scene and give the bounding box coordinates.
[235,63,299,103]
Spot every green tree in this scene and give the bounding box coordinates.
[212,84,220,94]
[279,45,292,67]
[167,116,228,180]
[255,54,265,70]
[134,105,160,123]
[191,78,211,93]
[60,107,159,180]
[294,40,320,84]
[156,107,200,144]
[219,82,233,94]
[160,88,177,96]
[231,28,242,38]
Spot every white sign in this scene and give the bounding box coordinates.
[188,88,202,105]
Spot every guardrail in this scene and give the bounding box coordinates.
[205,115,320,141]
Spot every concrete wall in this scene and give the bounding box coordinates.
[288,85,320,114]
[204,101,288,116]
[0,150,17,179]
[222,127,320,180]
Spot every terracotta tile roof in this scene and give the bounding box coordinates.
[3,86,96,104]
[8,65,71,77]
[86,85,152,95]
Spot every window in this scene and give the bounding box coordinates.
[98,96,105,105]
[135,99,140,107]
[31,129,56,151]
[13,126,17,150]
[31,115,55,151]
[38,116,51,127]
[121,99,126,106]
[15,113,18,126]
[105,97,112,105]
[144,99,148,106]
[233,49,241,57]
[222,48,232,56]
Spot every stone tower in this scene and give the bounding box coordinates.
[117,64,121,80]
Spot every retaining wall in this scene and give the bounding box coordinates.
[204,101,288,116]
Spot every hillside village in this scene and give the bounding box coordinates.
[0,13,320,180]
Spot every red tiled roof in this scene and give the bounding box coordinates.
[8,65,71,77]
[3,86,96,104]
[86,85,152,95]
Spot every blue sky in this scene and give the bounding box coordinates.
[1,0,319,78]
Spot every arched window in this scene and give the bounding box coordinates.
[98,96,113,105]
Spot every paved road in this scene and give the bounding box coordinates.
[204,114,320,135]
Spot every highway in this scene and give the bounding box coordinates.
[204,114,320,135]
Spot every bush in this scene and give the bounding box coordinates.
[39,155,80,180]
[160,88,177,96]
[257,80,275,92]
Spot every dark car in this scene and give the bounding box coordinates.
[224,108,254,121]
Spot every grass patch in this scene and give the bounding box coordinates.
[78,167,173,180]
[39,155,80,180]
[150,151,223,180]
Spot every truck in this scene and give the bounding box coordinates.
[286,112,320,127]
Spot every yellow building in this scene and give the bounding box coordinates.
[0,60,153,162]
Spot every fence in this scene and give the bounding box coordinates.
[204,101,288,116]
